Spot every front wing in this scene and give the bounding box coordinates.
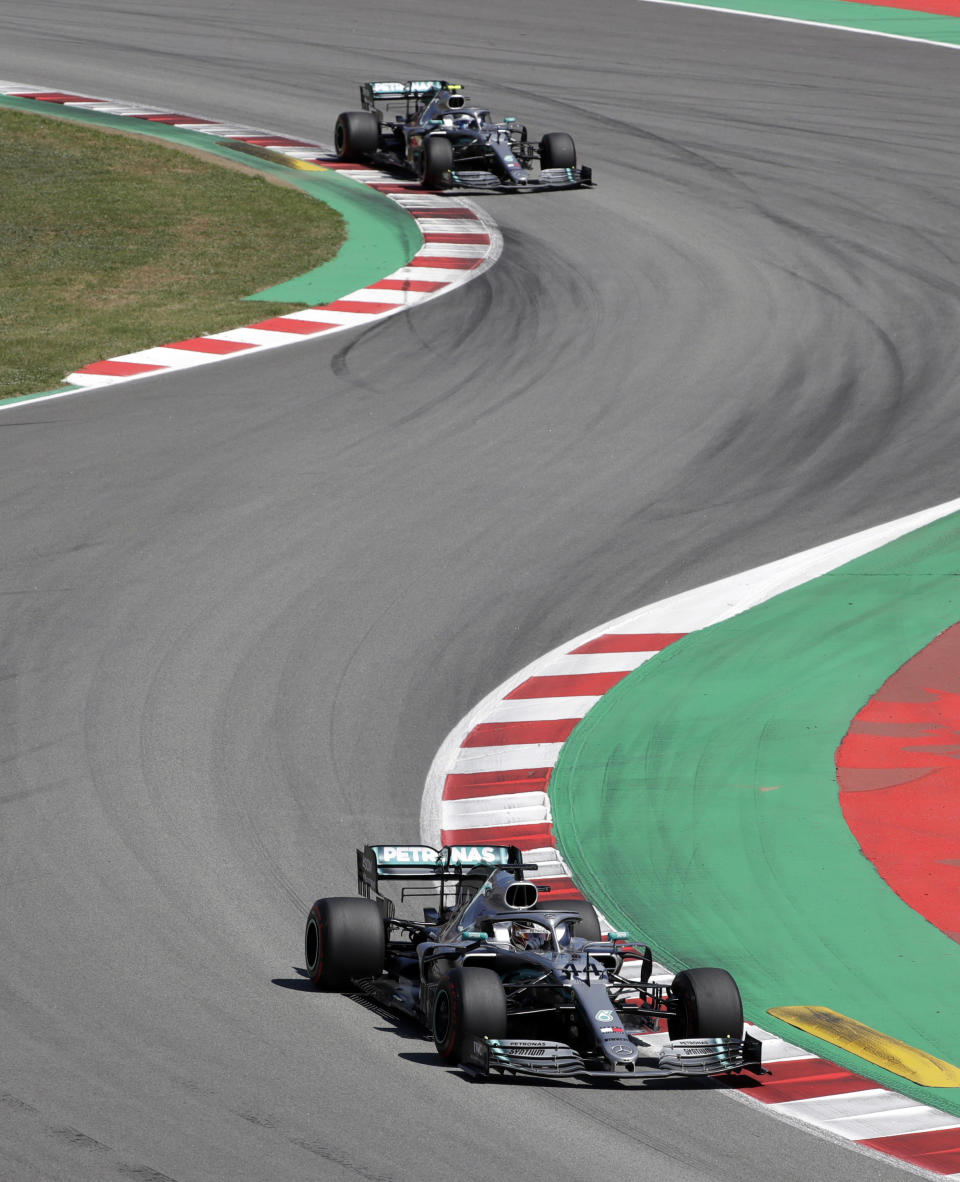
[461,1033,764,1082]
[448,165,594,192]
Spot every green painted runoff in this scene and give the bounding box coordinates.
[551,512,960,1112]
[0,93,421,306]
[658,0,960,45]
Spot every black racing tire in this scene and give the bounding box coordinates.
[536,896,602,942]
[419,135,453,189]
[432,967,507,1063]
[305,897,385,990]
[539,131,577,170]
[668,967,743,1040]
[334,110,380,162]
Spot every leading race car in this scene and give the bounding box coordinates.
[334,80,594,191]
[304,843,765,1082]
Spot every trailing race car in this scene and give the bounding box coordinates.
[333,80,593,191]
[304,843,764,1082]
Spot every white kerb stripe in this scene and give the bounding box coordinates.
[277,148,327,159]
[270,308,346,323]
[388,266,485,283]
[772,1092,960,1140]
[520,847,571,874]
[67,372,132,387]
[442,791,550,818]
[206,327,316,346]
[483,697,601,723]
[100,346,227,369]
[391,194,457,207]
[418,242,491,258]
[185,124,267,136]
[538,651,661,676]
[414,219,488,235]
[330,288,409,305]
[74,103,168,115]
[442,794,551,831]
[450,743,565,774]
[271,308,396,326]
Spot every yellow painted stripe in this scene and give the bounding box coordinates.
[769,1006,960,1087]
[218,140,326,171]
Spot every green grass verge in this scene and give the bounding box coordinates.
[0,107,345,399]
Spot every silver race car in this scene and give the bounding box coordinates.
[304,843,764,1082]
[334,80,594,191]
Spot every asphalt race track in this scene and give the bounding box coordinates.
[3,2,960,1179]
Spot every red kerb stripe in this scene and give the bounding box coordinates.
[507,672,630,699]
[442,770,552,801]
[140,114,212,124]
[372,279,447,292]
[408,256,483,270]
[407,207,479,219]
[166,337,257,355]
[748,1057,875,1103]
[233,136,314,147]
[321,300,400,314]
[20,92,104,103]
[572,633,686,654]
[247,317,335,335]
[422,232,490,244]
[74,360,166,376]
[463,719,580,747]
[857,1127,960,1173]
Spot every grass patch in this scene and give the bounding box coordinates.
[0,107,346,398]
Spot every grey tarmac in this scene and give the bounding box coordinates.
[1,1,958,1179]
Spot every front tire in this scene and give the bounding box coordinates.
[432,967,506,1063]
[668,967,743,1039]
[334,110,379,162]
[539,131,576,170]
[420,135,453,189]
[305,897,385,990]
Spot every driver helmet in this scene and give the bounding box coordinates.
[511,920,550,951]
[454,114,476,130]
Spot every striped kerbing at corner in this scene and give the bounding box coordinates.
[421,501,960,1177]
[0,81,502,389]
[437,631,683,899]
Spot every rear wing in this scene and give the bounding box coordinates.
[357,842,528,892]
[359,79,462,115]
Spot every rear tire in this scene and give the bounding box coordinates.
[536,896,602,942]
[668,967,743,1039]
[539,132,576,170]
[334,110,380,162]
[432,967,506,1063]
[420,135,453,189]
[305,897,385,990]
